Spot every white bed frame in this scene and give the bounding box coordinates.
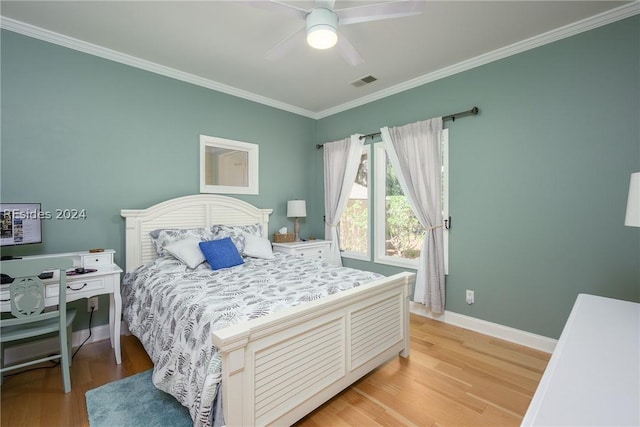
[121,194,414,427]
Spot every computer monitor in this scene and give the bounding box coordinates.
[0,203,43,247]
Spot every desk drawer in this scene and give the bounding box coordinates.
[82,253,113,267]
[47,277,106,298]
[0,287,9,304]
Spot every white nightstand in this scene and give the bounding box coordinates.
[272,240,332,263]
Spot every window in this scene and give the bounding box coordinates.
[338,145,370,260]
[374,129,449,271]
[335,130,449,272]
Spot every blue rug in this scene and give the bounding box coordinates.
[85,370,191,427]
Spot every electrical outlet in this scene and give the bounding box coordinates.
[466,290,474,305]
[87,297,99,312]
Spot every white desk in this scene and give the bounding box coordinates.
[522,294,640,426]
[0,250,123,364]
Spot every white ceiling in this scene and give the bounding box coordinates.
[1,1,637,119]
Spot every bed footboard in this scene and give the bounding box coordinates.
[212,271,414,427]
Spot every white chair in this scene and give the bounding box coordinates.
[0,257,76,393]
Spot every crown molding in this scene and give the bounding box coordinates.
[0,16,316,119]
[2,1,638,121]
[315,1,640,119]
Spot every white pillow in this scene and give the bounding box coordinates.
[150,227,214,256]
[164,237,206,269]
[242,233,274,260]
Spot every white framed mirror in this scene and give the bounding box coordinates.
[200,135,259,195]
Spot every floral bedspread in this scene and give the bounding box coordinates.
[121,253,382,427]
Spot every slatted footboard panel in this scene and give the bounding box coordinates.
[254,319,346,425]
[213,272,414,427]
[351,294,403,370]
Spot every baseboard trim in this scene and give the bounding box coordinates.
[410,302,557,353]
[5,307,555,366]
[3,321,129,366]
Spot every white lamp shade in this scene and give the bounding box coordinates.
[287,200,307,218]
[625,172,640,227]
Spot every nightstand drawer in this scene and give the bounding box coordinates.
[296,246,328,260]
[82,253,113,267]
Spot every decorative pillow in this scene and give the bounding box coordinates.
[212,224,263,253]
[199,238,244,270]
[242,233,274,260]
[164,237,206,269]
[149,228,215,256]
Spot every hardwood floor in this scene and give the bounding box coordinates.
[0,314,550,426]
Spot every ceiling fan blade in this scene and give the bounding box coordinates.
[336,0,424,25]
[336,32,364,66]
[264,25,306,61]
[244,0,308,20]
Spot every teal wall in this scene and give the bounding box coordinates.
[312,15,640,338]
[1,15,638,340]
[0,30,315,329]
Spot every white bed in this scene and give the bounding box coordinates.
[121,194,414,427]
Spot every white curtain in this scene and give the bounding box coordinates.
[381,118,445,313]
[323,134,364,266]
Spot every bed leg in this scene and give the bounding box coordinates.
[401,283,411,358]
[214,331,250,427]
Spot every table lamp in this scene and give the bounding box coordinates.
[287,200,307,241]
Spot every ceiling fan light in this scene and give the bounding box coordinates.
[307,25,337,49]
[306,8,338,50]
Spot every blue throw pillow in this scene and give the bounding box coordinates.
[199,238,244,270]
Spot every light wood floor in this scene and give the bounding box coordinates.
[0,314,550,426]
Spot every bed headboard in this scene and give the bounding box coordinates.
[120,194,273,272]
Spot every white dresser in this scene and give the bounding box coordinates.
[522,293,639,426]
[272,240,332,263]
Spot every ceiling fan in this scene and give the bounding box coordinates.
[250,0,424,66]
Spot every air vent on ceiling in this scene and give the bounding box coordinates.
[350,75,377,87]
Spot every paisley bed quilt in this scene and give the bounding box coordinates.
[121,253,383,427]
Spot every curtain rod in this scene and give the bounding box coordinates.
[315,106,479,149]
